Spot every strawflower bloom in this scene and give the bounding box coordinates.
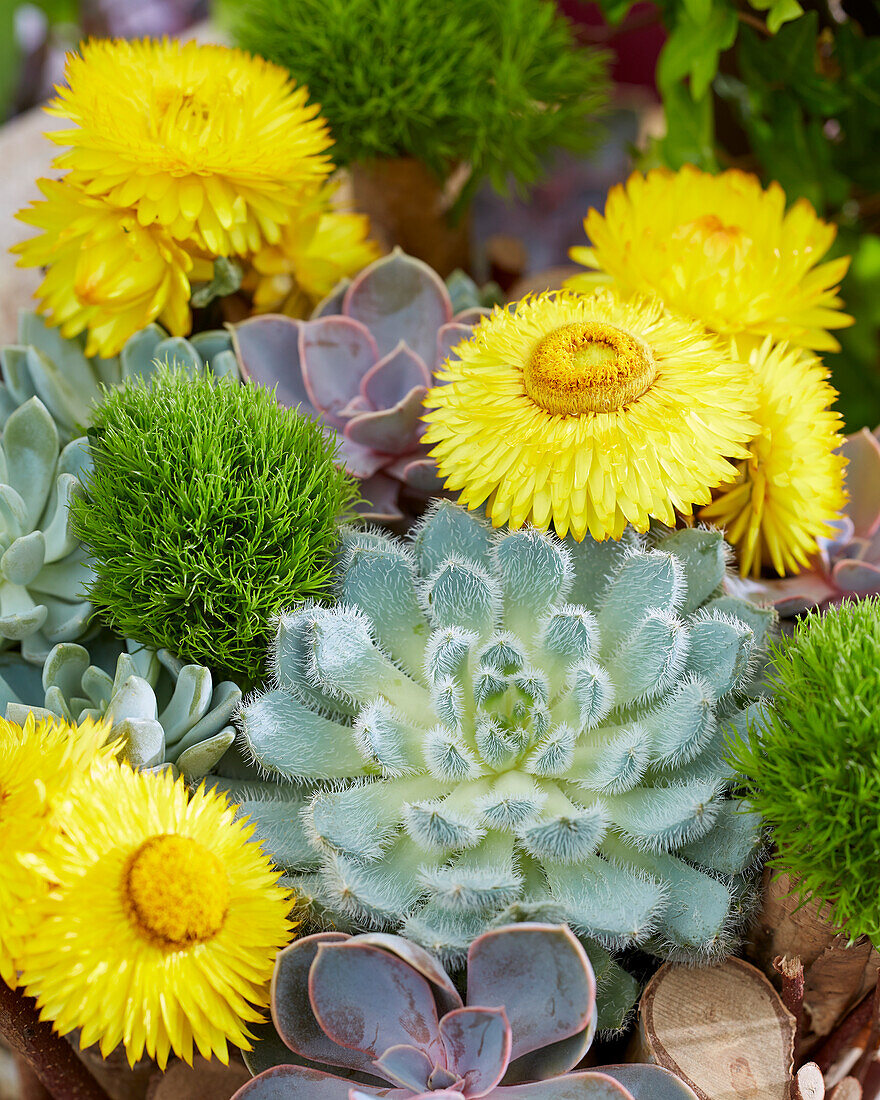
[19,765,293,1068]
[46,38,333,256]
[566,166,853,352]
[14,178,197,357]
[423,289,759,541]
[0,715,113,986]
[701,339,847,577]
[247,185,381,316]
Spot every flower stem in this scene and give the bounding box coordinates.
[0,979,112,1100]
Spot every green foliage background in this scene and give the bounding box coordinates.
[230,0,609,210]
[596,0,880,431]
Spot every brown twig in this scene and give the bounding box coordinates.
[815,994,876,1075]
[852,974,880,1085]
[737,9,773,35]
[829,1079,863,1100]
[776,955,807,1062]
[0,979,111,1100]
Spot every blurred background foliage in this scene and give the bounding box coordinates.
[1,0,878,430]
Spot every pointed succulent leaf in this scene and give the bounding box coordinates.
[361,343,431,411]
[605,778,721,852]
[372,1045,434,1092]
[387,456,444,494]
[436,322,476,371]
[232,1066,399,1099]
[841,426,880,538]
[0,484,28,540]
[546,859,665,947]
[19,312,97,399]
[661,529,726,615]
[1,531,46,587]
[642,678,716,768]
[2,397,59,529]
[678,798,763,875]
[170,680,241,755]
[40,474,83,562]
[439,1006,511,1097]
[57,437,92,481]
[414,500,492,577]
[345,389,428,454]
[490,1071,635,1097]
[300,318,379,426]
[351,933,463,1015]
[423,559,499,637]
[343,249,453,365]
[598,551,684,654]
[564,530,642,609]
[610,611,690,707]
[310,777,421,859]
[156,664,213,742]
[239,687,368,781]
[174,728,235,778]
[231,317,318,416]
[24,346,94,432]
[0,348,35,409]
[273,609,356,719]
[309,940,443,1062]
[466,924,595,1066]
[683,612,753,698]
[493,529,572,636]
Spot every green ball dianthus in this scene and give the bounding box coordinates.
[731,598,880,941]
[74,366,357,688]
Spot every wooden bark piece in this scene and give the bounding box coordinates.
[793,1063,826,1099]
[751,872,880,1041]
[632,957,796,1100]
[349,157,471,276]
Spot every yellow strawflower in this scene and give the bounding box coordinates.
[423,289,759,541]
[701,340,847,577]
[566,166,853,352]
[19,765,293,1069]
[248,185,381,316]
[0,715,114,986]
[46,38,333,256]
[14,178,199,358]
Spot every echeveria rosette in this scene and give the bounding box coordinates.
[234,502,770,986]
[0,396,94,662]
[728,424,880,616]
[232,249,489,522]
[1,635,241,780]
[233,924,698,1100]
[0,312,239,443]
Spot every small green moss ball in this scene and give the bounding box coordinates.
[731,598,880,940]
[75,367,357,687]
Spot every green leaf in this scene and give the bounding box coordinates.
[658,3,738,100]
[746,0,804,34]
[595,0,640,25]
[657,80,718,170]
[682,0,713,25]
[0,3,19,123]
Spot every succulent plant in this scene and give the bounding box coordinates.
[1,311,239,443]
[729,424,880,616]
[235,501,770,978]
[1,634,240,779]
[233,923,698,1099]
[232,250,489,522]
[0,396,94,662]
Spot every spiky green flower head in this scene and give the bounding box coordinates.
[72,365,357,689]
[237,502,772,974]
[731,597,880,941]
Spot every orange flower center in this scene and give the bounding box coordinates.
[524,322,657,415]
[673,214,752,268]
[123,834,228,950]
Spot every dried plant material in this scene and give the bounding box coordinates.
[751,871,880,1042]
[775,954,806,1053]
[146,1058,251,1100]
[631,958,796,1100]
[793,1063,826,1100]
[828,1079,863,1100]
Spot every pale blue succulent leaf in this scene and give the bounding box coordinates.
[609,612,690,708]
[1,346,37,406]
[564,529,642,610]
[25,346,94,431]
[104,674,158,724]
[2,397,59,528]
[170,680,242,755]
[1,530,46,586]
[702,595,775,653]
[239,688,367,781]
[175,727,235,779]
[0,484,28,541]
[0,651,43,710]
[39,474,81,562]
[678,798,764,876]
[205,777,319,871]
[0,583,48,640]
[662,528,727,615]
[546,857,665,948]
[156,664,214,741]
[598,551,685,654]
[601,1064,699,1099]
[604,780,722,852]
[81,664,115,709]
[18,312,95,392]
[0,386,19,429]
[493,528,573,633]
[310,779,416,859]
[413,500,492,578]
[115,716,165,768]
[120,324,166,380]
[570,725,651,794]
[31,553,95,603]
[57,437,93,481]
[642,678,716,768]
[155,336,202,373]
[41,642,90,697]
[208,348,241,380]
[683,613,754,698]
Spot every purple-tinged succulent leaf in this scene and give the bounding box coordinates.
[335,436,390,480]
[300,318,379,427]
[352,934,463,1016]
[372,1046,435,1092]
[343,249,453,366]
[598,1065,698,1099]
[362,344,431,411]
[312,280,353,319]
[231,317,318,416]
[310,942,444,1065]
[385,457,445,494]
[350,1093,462,1100]
[439,1007,511,1097]
[355,474,406,522]
[272,933,381,1077]
[231,1065,403,1099]
[450,308,492,328]
[435,323,476,372]
[488,1072,634,1097]
[831,557,880,594]
[840,426,880,539]
[501,1030,593,1088]
[465,925,595,1067]
[344,389,428,455]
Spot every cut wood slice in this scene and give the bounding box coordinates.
[631,957,796,1100]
